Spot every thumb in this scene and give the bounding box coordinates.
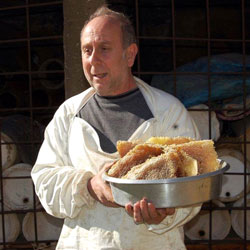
[102,161,116,172]
[166,208,175,215]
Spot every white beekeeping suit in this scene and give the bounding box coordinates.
[32,77,201,250]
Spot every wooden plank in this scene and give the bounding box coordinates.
[186,244,250,250]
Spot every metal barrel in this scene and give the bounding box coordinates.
[0,115,44,165]
[217,148,250,202]
[22,211,63,241]
[0,132,19,170]
[2,163,40,210]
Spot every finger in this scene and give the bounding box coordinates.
[100,163,114,175]
[99,196,120,207]
[148,203,161,219]
[103,186,114,203]
[156,208,168,217]
[102,161,116,172]
[134,202,143,223]
[166,208,175,215]
[108,202,120,207]
[125,203,133,216]
[103,164,112,172]
[101,179,116,203]
[140,199,152,221]
[98,180,117,206]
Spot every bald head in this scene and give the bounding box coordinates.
[81,6,136,49]
[82,16,123,48]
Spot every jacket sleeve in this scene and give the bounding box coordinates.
[31,104,95,219]
[146,100,202,234]
[146,205,201,234]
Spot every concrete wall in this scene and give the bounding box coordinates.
[63,0,106,99]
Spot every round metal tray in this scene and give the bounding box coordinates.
[103,159,230,208]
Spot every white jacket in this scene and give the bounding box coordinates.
[31,77,201,250]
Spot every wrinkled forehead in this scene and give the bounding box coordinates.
[81,16,122,44]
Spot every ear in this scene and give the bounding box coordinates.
[126,43,138,67]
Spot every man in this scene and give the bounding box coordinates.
[31,6,201,250]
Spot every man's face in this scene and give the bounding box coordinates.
[81,16,136,96]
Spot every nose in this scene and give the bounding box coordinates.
[89,49,101,66]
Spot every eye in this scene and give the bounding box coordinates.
[82,47,92,55]
[102,47,110,51]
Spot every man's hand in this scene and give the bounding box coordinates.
[125,198,175,224]
[87,164,120,207]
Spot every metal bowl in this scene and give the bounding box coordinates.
[103,159,230,208]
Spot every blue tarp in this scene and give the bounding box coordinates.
[151,53,250,107]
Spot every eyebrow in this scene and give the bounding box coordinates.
[81,40,112,49]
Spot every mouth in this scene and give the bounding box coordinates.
[93,73,107,79]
